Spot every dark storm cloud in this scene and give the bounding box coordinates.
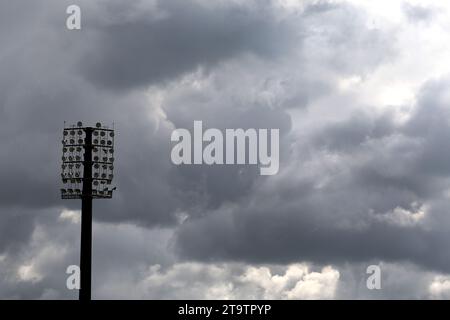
[174,77,450,273]
[79,0,296,90]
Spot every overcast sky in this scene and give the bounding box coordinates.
[2,0,450,299]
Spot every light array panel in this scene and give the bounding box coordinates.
[61,122,115,199]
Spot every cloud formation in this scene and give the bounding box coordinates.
[2,0,450,299]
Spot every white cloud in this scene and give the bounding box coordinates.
[371,202,428,227]
[116,262,340,299]
[17,264,42,283]
[59,209,81,224]
[240,264,340,299]
[286,266,340,299]
[429,276,450,299]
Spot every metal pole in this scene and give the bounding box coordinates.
[80,127,93,301]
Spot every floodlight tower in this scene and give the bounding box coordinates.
[61,121,115,301]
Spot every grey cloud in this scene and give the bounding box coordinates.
[0,0,395,223]
[403,3,436,23]
[0,0,180,227]
[1,205,444,299]
[0,208,78,299]
[335,261,437,299]
[173,77,450,273]
[0,207,175,299]
[299,2,397,76]
[79,0,296,90]
[312,111,397,153]
[0,0,299,230]
[164,82,293,211]
[0,0,441,299]
[0,208,36,254]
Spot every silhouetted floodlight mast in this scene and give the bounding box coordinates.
[60,121,116,301]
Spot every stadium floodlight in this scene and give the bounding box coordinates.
[60,122,116,301]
